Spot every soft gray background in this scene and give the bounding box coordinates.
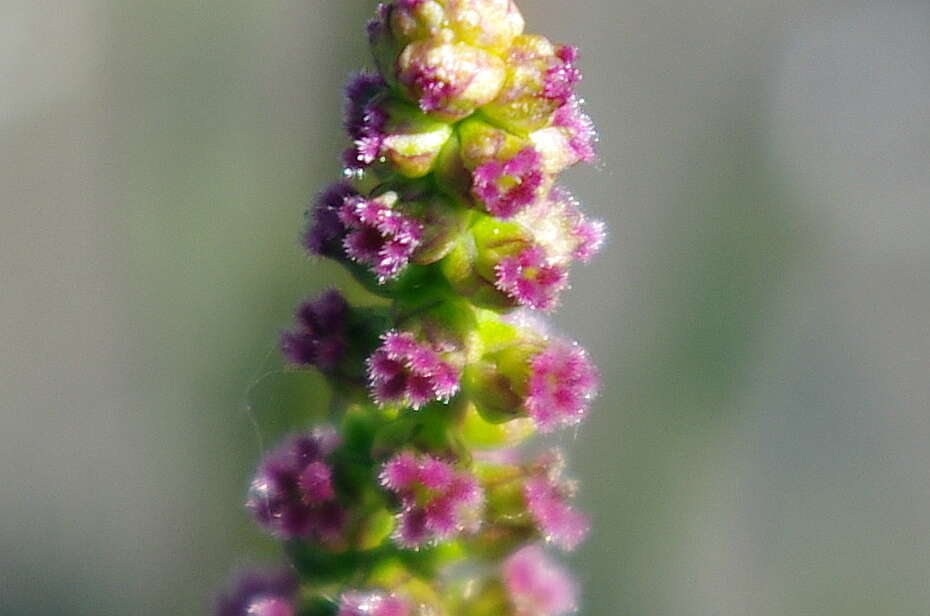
[2,1,929,614]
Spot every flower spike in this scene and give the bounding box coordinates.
[220,0,606,612]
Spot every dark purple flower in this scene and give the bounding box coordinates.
[494,245,568,312]
[343,72,389,171]
[524,340,599,432]
[471,147,544,218]
[339,193,423,282]
[502,546,577,616]
[215,570,297,616]
[380,452,484,548]
[246,429,345,541]
[304,183,357,257]
[280,289,349,371]
[367,331,460,409]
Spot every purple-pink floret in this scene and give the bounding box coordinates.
[215,570,297,616]
[280,289,349,371]
[548,187,605,262]
[553,98,597,165]
[339,195,423,282]
[246,429,345,541]
[570,217,605,262]
[305,182,358,257]
[524,452,590,551]
[495,245,568,312]
[380,452,484,548]
[367,331,460,409]
[525,340,598,432]
[472,147,544,219]
[543,45,582,105]
[410,66,458,114]
[338,591,412,616]
[344,72,388,171]
[502,545,578,616]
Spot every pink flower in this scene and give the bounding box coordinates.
[367,331,460,409]
[502,545,578,616]
[495,245,568,312]
[338,591,412,616]
[542,45,582,105]
[525,340,599,432]
[510,187,605,270]
[552,98,597,165]
[524,451,590,550]
[339,193,423,282]
[471,147,544,219]
[380,452,484,548]
[569,217,606,262]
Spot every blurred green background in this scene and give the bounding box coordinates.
[3,0,929,614]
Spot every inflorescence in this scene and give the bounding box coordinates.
[217,2,604,614]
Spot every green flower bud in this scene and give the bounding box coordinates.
[440,214,531,310]
[463,335,544,423]
[443,0,525,54]
[460,401,534,449]
[388,0,524,54]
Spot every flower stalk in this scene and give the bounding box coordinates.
[216,2,604,614]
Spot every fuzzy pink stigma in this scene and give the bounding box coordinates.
[367,331,460,409]
[338,592,412,616]
[471,147,544,218]
[553,98,596,164]
[339,195,423,282]
[409,65,458,114]
[524,475,590,551]
[570,218,606,262]
[502,545,578,616]
[495,245,568,312]
[525,341,598,432]
[379,453,484,548]
[543,45,582,104]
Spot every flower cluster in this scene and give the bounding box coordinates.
[380,452,484,548]
[218,2,604,615]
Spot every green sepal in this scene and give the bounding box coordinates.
[452,579,513,616]
[460,400,534,448]
[356,507,395,551]
[371,400,470,463]
[379,98,454,178]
